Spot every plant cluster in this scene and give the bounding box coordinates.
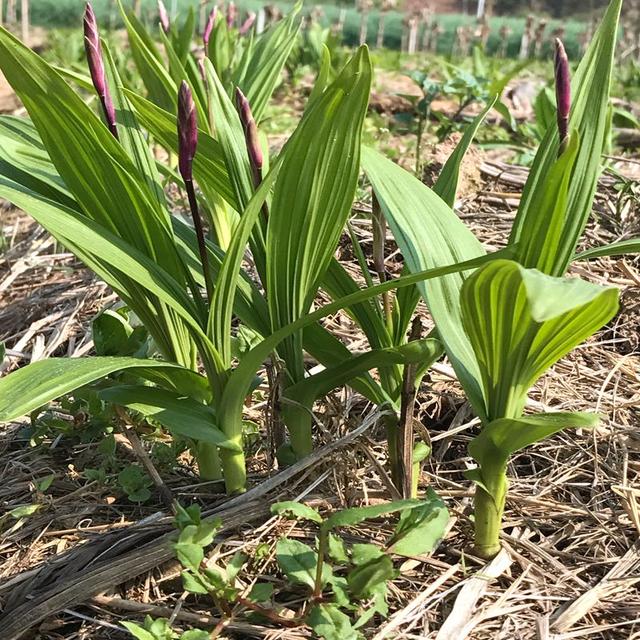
[0,0,635,613]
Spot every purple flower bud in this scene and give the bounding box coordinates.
[83,3,118,139]
[227,1,236,28]
[203,7,217,48]
[158,0,170,33]
[235,87,263,187]
[239,11,256,36]
[178,81,198,182]
[554,38,571,152]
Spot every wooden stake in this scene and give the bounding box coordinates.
[20,0,28,45]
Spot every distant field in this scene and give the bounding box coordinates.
[20,0,588,59]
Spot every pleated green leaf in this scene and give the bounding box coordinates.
[282,339,442,429]
[118,1,175,112]
[513,133,580,273]
[266,47,372,381]
[217,251,503,451]
[470,412,599,472]
[466,411,599,502]
[99,385,241,451]
[0,174,217,369]
[233,5,302,123]
[363,146,486,415]
[0,26,181,275]
[460,259,619,422]
[103,44,166,210]
[126,91,237,209]
[509,0,623,276]
[0,358,200,423]
[574,237,640,261]
[202,58,255,212]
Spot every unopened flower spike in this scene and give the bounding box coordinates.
[239,12,256,36]
[235,87,263,187]
[83,3,118,139]
[227,1,236,28]
[177,82,214,301]
[203,7,217,49]
[178,82,198,182]
[554,38,571,154]
[158,0,171,33]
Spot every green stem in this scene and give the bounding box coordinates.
[219,435,247,494]
[195,442,222,481]
[313,527,328,598]
[473,484,505,559]
[288,415,313,460]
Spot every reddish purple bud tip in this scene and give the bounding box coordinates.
[235,87,263,187]
[227,1,236,28]
[83,3,118,139]
[239,11,256,36]
[554,38,571,149]
[178,82,198,182]
[158,0,170,33]
[203,7,217,48]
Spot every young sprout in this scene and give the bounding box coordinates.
[178,81,214,301]
[239,11,256,36]
[83,3,118,140]
[554,38,571,154]
[235,87,263,188]
[158,0,170,34]
[203,7,217,49]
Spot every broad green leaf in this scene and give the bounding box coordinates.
[248,583,274,603]
[0,357,199,423]
[202,58,255,212]
[470,412,599,471]
[307,44,332,107]
[351,543,384,565]
[181,631,210,640]
[307,605,360,640]
[0,178,216,367]
[327,534,349,564]
[387,488,448,557]
[0,26,178,261]
[276,538,327,589]
[172,218,271,337]
[324,499,425,532]
[347,555,395,599]
[99,386,241,451]
[103,43,166,210]
[121,622,157,640]
[363,145,486,416]
[266,47,372,381]
[460,259,619,421]
[509,0,623,276]
[271,501,323,523]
